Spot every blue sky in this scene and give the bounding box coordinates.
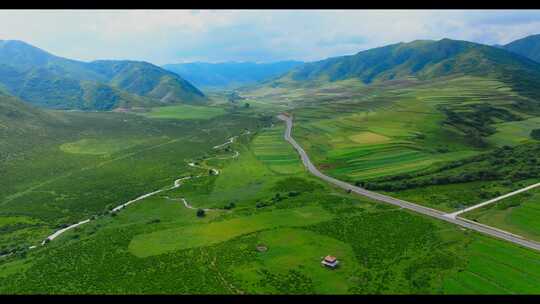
[1,10,540,65]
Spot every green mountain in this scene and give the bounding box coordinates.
[502,34,540,63]
[275,39,540,99]
[163,61,303,89]
[0,40,206,110]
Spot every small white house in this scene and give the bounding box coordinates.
[321,255,339,269]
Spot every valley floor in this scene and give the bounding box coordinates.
[1,108,540,294]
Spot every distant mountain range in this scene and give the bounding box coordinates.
[2,34,540,111]
[269,37,540,101]
[163,61,304,89]
[0,40,206,110]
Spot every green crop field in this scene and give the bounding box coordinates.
[252,125,304,174]
[442,233,540,294]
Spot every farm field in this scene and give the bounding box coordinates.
[243,76,540,214]
[286,77,514,183]
[442,233,540,294]
[462,188,540,242]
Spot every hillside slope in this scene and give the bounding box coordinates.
[503,34,540,63]
[0,40,205,110]
[275,39,540,100]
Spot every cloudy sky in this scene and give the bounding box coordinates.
[1,10,540,65]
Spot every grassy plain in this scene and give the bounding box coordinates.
[129,205,332,257]
[141,104,227,120]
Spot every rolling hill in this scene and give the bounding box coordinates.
[163,61,303,89]
[0,40,206,110]
[502,34,540,63]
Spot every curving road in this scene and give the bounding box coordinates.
[277,114,540,252]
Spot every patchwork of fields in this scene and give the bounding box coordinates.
[1,114,540,294]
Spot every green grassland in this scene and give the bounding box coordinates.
[0,107,262,254]
[129,205,332,257]
[175,123,306,210]
[60,137,149,155]
[462,188,540,242]
[1,115,540,294]
[141,104,227,120]
[487,117,540,146]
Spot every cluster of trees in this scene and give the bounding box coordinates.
[440,104,521,148]
[223,202,236,210]
[255,191,303,209]
[531,129,540,140]
[147,218,161,224]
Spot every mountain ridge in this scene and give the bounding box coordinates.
[268,38,540,102]
[0,40,206,110]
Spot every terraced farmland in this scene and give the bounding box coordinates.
[252,125,304,174]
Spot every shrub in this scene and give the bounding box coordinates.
[197,209,206,217]
[224,202,236,210]
[288,191,300,197]
[531,129,540,140]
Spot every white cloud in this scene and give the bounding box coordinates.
[0,10,539,65]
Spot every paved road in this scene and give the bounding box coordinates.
[277,114,540,252]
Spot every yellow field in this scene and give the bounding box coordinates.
[349,131,391,144]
